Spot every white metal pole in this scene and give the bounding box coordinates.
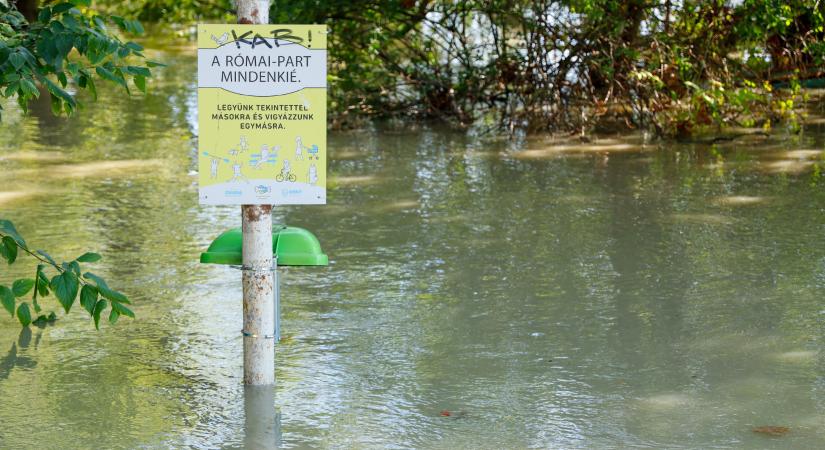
[242,205,275,385]
[238,0,273,386]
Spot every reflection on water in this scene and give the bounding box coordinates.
[0,44,824,449]
[244,386,281,449]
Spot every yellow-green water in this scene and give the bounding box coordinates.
[1,46,824,449]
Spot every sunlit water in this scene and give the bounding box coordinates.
[1,44,824,449]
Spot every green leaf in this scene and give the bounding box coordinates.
[55,33,74,57]
[12,278,34,297]
[92,298,108,330]
[130,20,144,35]
[80,284,98,315]
[9,51,25,70]
[134,74,145,93]
[126,66,151,77]
[38,7,52,22]
[57,71,68,88]
[92,15,105,30]
[52,3,76,14]
[95,66,127,90]
[19,78,39,98]
[100,288,128,304]
[83,272,129,303]
[76,252,101,263]
[1,236,17,264]
[36,265,50,297]
[0,286,15,316]
[50,271,79,313]
[111,301,134,318]
[110,15,125,29]
[124,41,143,52]
[108,308,119,324]
[88,77,97,101]
[114,68,130,95]
[16,302,31,326]
[39,75,76,108]
[0,219,26,246]
[5,82,20,98]
[50,94,62,115]
[36,250,57,266]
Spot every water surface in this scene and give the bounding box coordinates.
[0,45,824,449]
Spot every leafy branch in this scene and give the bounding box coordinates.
[0,219,133,328]
[0,0,163,120]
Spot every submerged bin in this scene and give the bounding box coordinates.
[200,225,327,341]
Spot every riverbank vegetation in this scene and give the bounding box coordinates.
[94,0,825,137]
[4,0,824,136]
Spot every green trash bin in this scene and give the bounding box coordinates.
[200,226,328,266]
[200,225,327,341]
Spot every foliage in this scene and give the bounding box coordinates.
[20,1,825,134]
[267,0,823,135]
[96,0,234,25]
[0,219,133,328]
[89,1,825,135]
[0,0,161,120]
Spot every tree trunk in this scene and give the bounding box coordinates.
[15,0,38,22]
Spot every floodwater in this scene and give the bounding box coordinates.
[1,45,824,450]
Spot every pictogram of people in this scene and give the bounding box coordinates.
[202,151,230,179]
[251,144,278,168]
[295,136,304,160]
[230,160,247,182]
[308,163,318,185]
[277,159,296,182]
[294,136,320,161]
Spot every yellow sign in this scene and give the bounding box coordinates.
[197,24,327,205]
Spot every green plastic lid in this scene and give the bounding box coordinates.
[200,226,328,266]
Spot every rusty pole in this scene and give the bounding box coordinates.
[238,0,274,386]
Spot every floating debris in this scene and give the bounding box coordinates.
[752,426,790,436]
[713,195,767,206]
[439,410,467,418]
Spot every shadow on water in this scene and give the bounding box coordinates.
[0,328,40,381]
